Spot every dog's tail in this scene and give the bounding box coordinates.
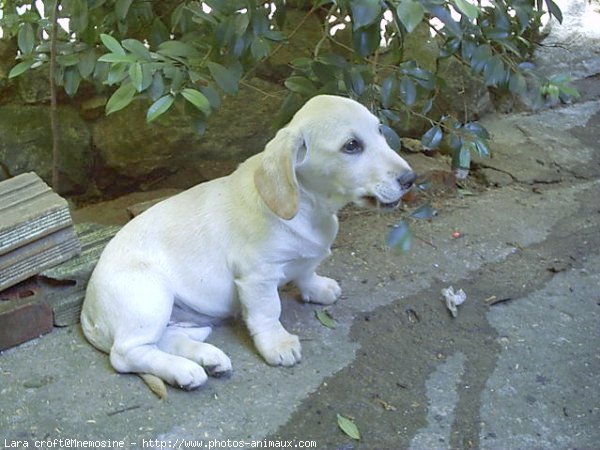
[139,373,168,400]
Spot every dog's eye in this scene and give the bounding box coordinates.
[342,139,363,154]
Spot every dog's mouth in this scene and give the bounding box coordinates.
[361,195,401,211]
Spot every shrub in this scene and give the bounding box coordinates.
[1,0,575,174]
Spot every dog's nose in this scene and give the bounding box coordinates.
[398,171,417,190]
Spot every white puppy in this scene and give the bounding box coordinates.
[81,95,416,391]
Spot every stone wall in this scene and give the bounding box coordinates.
[0,64,281,197]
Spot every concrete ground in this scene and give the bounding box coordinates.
[1,1,599,449]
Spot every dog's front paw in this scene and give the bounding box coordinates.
[299,275,341,305]
[172,359,208,390]
[200,345,233,378]
[253,326,301,367]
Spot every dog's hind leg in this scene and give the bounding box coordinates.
[106,276,210,390]
[110,343,208,390]
[158,325,232,377]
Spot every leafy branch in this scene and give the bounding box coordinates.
[1,0,578,192]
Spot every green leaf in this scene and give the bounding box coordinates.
[57,54,82,67]
[122,39,152,60]
[148,72,165,101]
[168,68,185,91]
[263,30,286,42]
[458,144,472,168]
[149,18,170,47]
[386,220,413,253]
[63,66,81,97]
[207,62,239,95]
[544,0,563,23]
[483,56,507,86]
[312,61,337,84]
[274,93,304,129]
[350,0,382,29]
[115,0,133,21]
[428,5,462,37]
[200,84,222,109]
[471,44,492,74]
[315,310,336,329]
[146,94,175,122]
[181,88,211,115]
[158,40,201,58]
[452,0,479,21]
[100,34,125,56]
[140,63,153,91]
[349,68,365,96]
[106,82,136,115]
[337,414,361,440]
[421,125,443,149]
[8,60,35,79]
[474,139,491,157]
[399,76,417,106]
[97,53,137,63]
[234,13,250,36]
[322,53,349,68]
[284,76,316,96]
[464,122,490,139]
[18,23,35,55]
[77,48,97,78]
[352,23,380,57]
[68,0,89,33]
[410,203,438,219]
[440,38,461,58]
[396,0,425,33]
[251,37,271,60]
[508,72,527,95]
[380,124,401,151]
[380,75,396,108]
[129,62,143,92]
[190,114,207,135]
[421,98,433,114]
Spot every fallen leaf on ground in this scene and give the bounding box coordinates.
[337,414,361,440]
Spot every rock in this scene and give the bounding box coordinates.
[420,170,458,196]
[402,138,425,153]
[72,189,182,226]
[436,58,493,121]
[0,104,93,194]
[92,78,280,192]
[17,68,52,104]
[479,167,515,187]
[0,38,17,98]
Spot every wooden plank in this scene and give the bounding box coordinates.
[0,172,73,254]
[0,173,81,291]
[42,223,120,326]
[0,227,80,291]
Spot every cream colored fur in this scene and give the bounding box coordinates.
[81,95,415,391]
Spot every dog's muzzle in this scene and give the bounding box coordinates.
[398,171,417,191]
[363,170,417,210]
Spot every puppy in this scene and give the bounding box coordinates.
[81,95,416,391]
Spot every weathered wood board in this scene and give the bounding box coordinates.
[41,223,120,326]
[0,172,81,291]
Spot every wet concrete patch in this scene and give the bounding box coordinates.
[265,180,600,449]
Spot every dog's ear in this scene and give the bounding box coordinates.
[254,127,305,220]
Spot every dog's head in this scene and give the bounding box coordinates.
[255,95,416,219]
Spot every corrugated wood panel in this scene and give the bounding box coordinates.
[0,172,81,291]
[42,223,120,326]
